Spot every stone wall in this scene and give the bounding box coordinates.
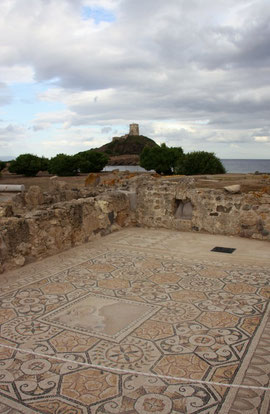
[1,174,270,273]
[135,177,270,240]
[0,191,130,272]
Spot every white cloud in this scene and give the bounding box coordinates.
[254,136,270,142]
[0,65,34,84]
[0,0,269,157]
[41,125,107,156]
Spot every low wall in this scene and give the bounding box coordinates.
[135,178,270,240]
[1,175,270,273]
[0,192,130,272]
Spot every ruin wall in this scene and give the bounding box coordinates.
[135,178,270,240]
[0,191,130,273]
[1,174,270,272]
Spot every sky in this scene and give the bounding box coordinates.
[0,0,270,160]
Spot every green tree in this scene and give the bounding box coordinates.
[74,150,108,173]
[0,161,6,171]
[8,154,43,176]
[140,144,184,175]
[40,156,49,171]
[176,151,226,175]
[48,153,78,176]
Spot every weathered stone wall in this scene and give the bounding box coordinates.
[1,174,270,273]
[10,181,101,213]
[0,192,130,272]
[135,177,270,240]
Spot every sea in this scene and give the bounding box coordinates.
[103,159,270,174]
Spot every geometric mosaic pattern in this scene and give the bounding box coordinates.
[0,228,269,413]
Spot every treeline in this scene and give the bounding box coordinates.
[140,144,226,175]
[0,161,6,172]
[2,144,225,177]
[6,151,109,177]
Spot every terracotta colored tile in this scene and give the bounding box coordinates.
[41,282,74,295]
[198,311,239,329]
[198,267,228,279]
[211,364,239,396]
[30,399,86,414]
[61,368,119,405]
[171,290,206,302]
[84,263,116,273]
[98,278,129,289]
[240,316,262,335]
[150,273,181,284]
[224,283,257,294]
[0,309,17,324]
[134,320,174,340]
[259,286,270,299]
[50,331,99,352]
[154,354,208,383]
[0,338,16,359]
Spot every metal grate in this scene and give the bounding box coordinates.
[211,246,236,254]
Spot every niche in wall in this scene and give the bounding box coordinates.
[174,199,193,219]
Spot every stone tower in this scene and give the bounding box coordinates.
[129,123,139,136]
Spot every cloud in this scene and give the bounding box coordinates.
[41,126,103,156]
[0,0,270,157]
[101,126,112,133]
[0,123,27,155]
[0,66,34,84]
[254,136,270,142]
[0,83,12,106]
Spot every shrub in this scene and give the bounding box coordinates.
[0,161,6,171]
[140,144,184,175]
[74,150,108,173]
[48,153,78,176]
[8,154,43,176]
[176,151,226,175]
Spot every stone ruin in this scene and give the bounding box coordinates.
[129,123,139,136]
[112,123,140,141]
[0,172,270,273]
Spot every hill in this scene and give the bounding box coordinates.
[96,135,158,157]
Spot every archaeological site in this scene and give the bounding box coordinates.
[0,171,269,413]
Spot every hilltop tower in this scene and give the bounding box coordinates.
[129,123,139,136]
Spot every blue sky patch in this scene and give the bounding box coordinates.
[5,83,65,124]
[81,6,115,24]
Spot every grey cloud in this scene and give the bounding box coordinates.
[101,126,112,133]
[0,124,24,138]
[32,125,46,131]
[0,124,27,153]
[1,0,270,156]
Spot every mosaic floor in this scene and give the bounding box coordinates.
[0,228,269,413]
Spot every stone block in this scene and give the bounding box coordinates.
[0,205,13,217]
[224,185,241,194]
[14,254,25,266]
[116,211,129,227]
[49,177,68,192]
[85,173,100,187]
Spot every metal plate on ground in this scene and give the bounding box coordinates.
[211,246,236,254]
